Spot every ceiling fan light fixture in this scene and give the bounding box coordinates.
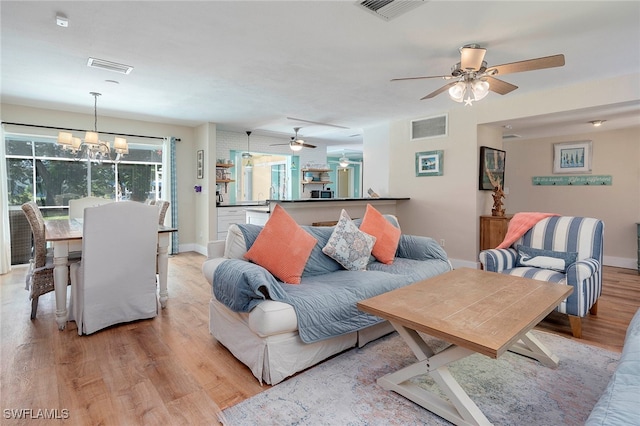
[471,79,490,101]
[589,120,606,127]
[448,81,466,102]
[289,142,303,152]
[339,156,350,168]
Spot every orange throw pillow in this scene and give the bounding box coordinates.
[359,204,401,265]
[244,204,317,284]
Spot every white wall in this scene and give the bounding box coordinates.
[504,126,640,269]
[362,123,391,197]
[379,73,640,268]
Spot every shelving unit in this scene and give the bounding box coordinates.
[216,163,235,191]
[301,168,332,188]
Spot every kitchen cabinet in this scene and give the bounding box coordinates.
[217,207,245,241]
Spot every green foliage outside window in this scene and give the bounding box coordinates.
[4,134,163,208]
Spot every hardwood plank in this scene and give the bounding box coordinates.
[1,253,638,425]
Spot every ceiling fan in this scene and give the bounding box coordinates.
[270,127,317,151]
[391,44,565,105]
[329,153,361,168]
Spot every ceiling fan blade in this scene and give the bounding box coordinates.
[488,54,565,76]
[300,143,316,148]
[269,143,291,146]
[460,46,486,71]
[391,75,451,82]
[420,81,458,100]
[486,76,518,95]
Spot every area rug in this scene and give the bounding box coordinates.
[220,330,619,426]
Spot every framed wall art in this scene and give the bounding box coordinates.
[479,146,506,190]
[196,150,204,179]
[553,141,592,174]
[415,150,443,177]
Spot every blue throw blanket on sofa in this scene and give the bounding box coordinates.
[213,259,412,343]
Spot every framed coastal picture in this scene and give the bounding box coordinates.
[196,150,204,179]
[479,146,506,190]
[553,141,592,174]
[415,150,443,177]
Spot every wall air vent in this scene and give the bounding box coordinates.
[355,0,427,21]
[502,134,522,139]
[410,114,447,140]
[87,57,133,74]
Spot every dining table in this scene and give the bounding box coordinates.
[44,218,177,330]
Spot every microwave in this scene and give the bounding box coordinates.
[311,190,334,198]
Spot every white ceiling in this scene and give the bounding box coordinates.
[1,1,639,147]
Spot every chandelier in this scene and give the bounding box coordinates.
[57,92,128,161]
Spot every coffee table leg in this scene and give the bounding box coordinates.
[509,331,559,368]
[379,322,492,426]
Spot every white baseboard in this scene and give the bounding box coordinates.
[604,256,637,270]
[450,258,481,270]
[177,243,205,255]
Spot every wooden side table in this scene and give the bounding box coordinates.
[479,215,513,251]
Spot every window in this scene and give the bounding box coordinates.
[5,133,163,213]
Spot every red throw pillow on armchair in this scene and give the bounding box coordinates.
[359,204,401,265]
[244,204,317,284]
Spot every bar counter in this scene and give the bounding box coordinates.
[244,197,410,226]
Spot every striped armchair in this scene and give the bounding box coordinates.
[479,216,604,338]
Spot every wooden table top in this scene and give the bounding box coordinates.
[357,268,573,359]
[45,219,177,242]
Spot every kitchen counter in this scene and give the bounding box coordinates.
[217,201,267,208]
[246,197,410,225]
[268,197,409,204]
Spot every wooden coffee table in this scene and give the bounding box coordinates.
[357,267,573,426]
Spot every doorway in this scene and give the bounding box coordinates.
[337,167,354,198]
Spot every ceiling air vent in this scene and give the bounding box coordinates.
[502,134,522,139]
[410,114,447,140]
[355,0,427,21]
[87,57,133,74]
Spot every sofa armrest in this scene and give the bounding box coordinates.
[566,257,600,283]
[201,257,228,286]
[479,248,517,272]
[396,235,448,263]
[207,240,226,259]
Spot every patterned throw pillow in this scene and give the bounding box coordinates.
[322,210,376,271]
[515,245,578,273]
[244,204,317,284]
[359,204,401,265]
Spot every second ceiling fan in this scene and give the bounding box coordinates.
[270,127,317,151]
[391,44,565,105]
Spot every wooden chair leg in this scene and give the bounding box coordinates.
[589,300,598,316]
[30,296,39,320]
[568,315,582,338]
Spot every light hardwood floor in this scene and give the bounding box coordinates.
[1,252,638,425]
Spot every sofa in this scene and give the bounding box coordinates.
[202,208,452,385]
[586,308,640,425]
[479,215,604,338]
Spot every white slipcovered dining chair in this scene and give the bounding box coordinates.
[69,201,159,335]
[68,196,112,220]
